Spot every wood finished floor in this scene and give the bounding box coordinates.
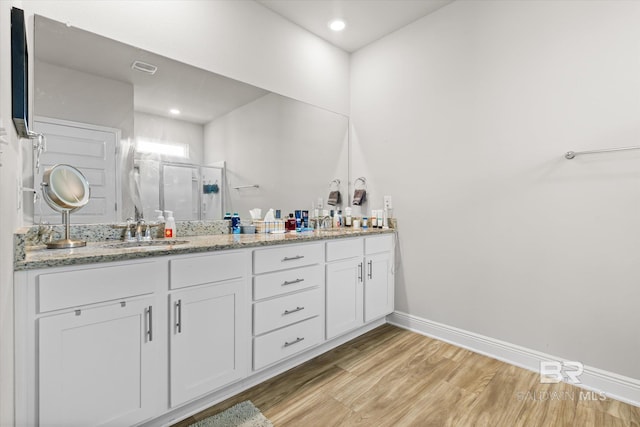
[173,324,640,427]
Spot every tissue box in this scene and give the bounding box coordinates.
[254,220,285,233]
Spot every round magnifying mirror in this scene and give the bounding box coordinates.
[41,164,91,249]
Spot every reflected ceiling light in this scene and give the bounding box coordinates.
[169,108,181,115]
[328,19,346,32]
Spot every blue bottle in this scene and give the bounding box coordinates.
[232,212,241,234]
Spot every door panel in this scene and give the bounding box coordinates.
[326,259,363,339]
[170,279,246,406]
[34,118,119,224]
[39,297,156,427]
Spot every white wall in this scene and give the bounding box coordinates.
[19,0,350,116]
[0,2,350,425]
[204,93,349,217]
[0,2,21,425]
[351,0,640,380]
[35,60,134,139]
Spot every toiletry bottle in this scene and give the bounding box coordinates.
[362,216,368,230]
[371,210,378,228]
[302,210,309,228]
[154,210,165,222]
[344,207,352,227]
[295,210,302,230]
[382,207,389,229]
[164,211,175,239]
[377,209,383,229]
[336,210,343,228]
[224,212,232,232]
[286,213,297,231]
[232,212,241,234]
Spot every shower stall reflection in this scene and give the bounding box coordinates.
[135,159,224,221]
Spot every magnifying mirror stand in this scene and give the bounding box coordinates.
[41,164,90,249]
[46,210,87,249]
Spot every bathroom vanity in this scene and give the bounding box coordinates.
[13,229,395,426]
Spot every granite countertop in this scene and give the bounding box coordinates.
[15,228,395,271]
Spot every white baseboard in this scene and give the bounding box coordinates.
[387,311,640,408]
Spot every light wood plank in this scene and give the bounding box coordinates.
[172,325,640,427]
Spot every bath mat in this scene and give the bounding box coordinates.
[188,400,273,427]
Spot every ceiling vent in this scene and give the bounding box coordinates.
[131,60,157,75]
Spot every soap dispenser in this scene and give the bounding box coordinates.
[164,210,176,238]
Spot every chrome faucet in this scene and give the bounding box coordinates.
[121,218,152,242]
[135,219,147,242]
[312,215,332,230]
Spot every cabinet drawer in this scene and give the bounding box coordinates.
[170,252,245,289]
[253,316,322,370]
[253,287,322,335]
[253,243,323,274]
[253,265,322,300]
[365,234,394,255]
[326,238,362,262]
[37,261,160,313]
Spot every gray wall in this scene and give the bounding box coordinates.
[204,93,348,218]
[351,0,640,379]
[35,60,134,138]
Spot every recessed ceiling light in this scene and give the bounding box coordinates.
[169,108,181,115]
[328,20,346,32]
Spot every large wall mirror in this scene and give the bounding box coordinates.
[29,15,349,225]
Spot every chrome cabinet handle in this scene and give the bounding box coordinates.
[282,255,304,262]
[175,300,182,333]
[146,306,153,342]
[284,337,305,347]
[368,260,373,279]
[283,306,304,315]
[282,278,304,286]
[358,263,363,282]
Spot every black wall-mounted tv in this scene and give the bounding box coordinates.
[11,7,29,138]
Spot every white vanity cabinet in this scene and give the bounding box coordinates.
[15,232,395,426]
[252,243,325,370]
[364,235,395,322]
[16,260,165,427]
[326,238,365,339]
[326,235,395,339]
[168,251,249,407]
[39,296,158,427]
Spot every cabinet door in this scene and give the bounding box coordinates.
[364,252,394,322]
[39,296,157,427]
[170,279,246,407]
[326,259,363,339]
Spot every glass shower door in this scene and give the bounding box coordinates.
[161,163,199,220]
[160,162,225,220]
